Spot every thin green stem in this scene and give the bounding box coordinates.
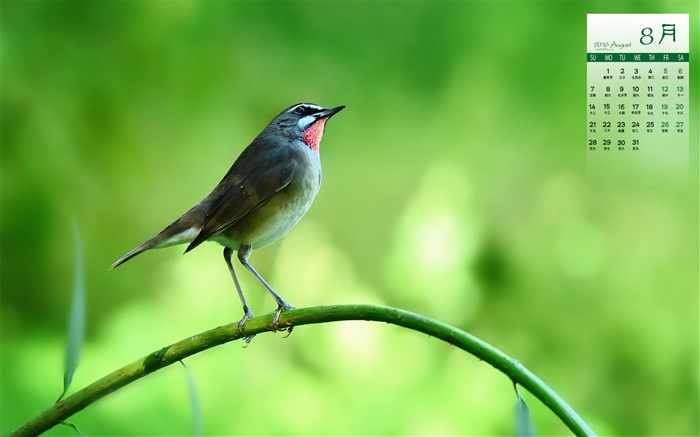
[11,304,595,436]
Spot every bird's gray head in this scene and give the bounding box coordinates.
[266,102,345,154]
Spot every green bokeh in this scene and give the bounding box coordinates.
[2,1,698,435]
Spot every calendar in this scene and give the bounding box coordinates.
[587,14,689,178]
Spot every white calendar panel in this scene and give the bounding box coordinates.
[587,14,689,179]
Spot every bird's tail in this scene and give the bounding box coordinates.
[111,235,162,269]
[111,217,202,269]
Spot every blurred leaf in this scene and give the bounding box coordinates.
[60,420,83,435]
[514,384,536,437]
[180,360,202,436]
[57,221,86,403]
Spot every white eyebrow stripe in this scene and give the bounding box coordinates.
[287,103,324,114]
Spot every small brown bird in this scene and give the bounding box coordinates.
[112,103,344,333]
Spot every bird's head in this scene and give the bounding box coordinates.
[267,103,345,154]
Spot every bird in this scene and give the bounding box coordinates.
[112,102,345,335]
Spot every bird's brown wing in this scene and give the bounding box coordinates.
[185,139,296,252]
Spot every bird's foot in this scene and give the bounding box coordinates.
[272,303,294,336]
[238,308,255,345]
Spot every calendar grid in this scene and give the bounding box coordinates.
[587,14,689,178]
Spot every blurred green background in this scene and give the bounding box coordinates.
[2,1,698,435]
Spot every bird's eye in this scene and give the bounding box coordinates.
[293,106,306,115]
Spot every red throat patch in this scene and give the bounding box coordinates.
[301,118,327,154]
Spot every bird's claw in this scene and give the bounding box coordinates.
[237,305,294,344]
[238,309,255,345]
[272,304,294,336]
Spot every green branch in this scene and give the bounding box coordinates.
[11,304,595,436]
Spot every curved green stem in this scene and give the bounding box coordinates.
[11,304,595,436]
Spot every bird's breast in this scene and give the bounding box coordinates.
[215,148,321,250]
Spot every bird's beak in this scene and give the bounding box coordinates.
[315,105,345,119]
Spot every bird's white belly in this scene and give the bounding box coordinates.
[249,196,314,247]
[214,171,320,250]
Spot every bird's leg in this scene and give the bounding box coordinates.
[237,245,294,333]
[224,247,255,343]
